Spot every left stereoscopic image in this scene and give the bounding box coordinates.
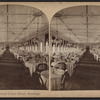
[0,5,49,90]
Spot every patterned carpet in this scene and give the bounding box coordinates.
[65,50,100,90]
[0,50,47,90]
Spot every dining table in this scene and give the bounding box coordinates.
[41,70,49,90]
[25,60,36,76]
[51,67,65,90]
[25,59,48,76]
[51,60,76,77]
[51,72,63,90]
[66,60,76,77]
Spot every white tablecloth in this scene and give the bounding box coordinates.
[51,73,62,90]
[41,70,49,89]
[51,61,75,77]
[66,61,75,77]
[25,62,35,76]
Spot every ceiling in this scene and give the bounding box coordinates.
[0,5,48,43]
[50,5,100,44]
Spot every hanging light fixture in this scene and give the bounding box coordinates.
[35,16,39,41]
[55,16,62,44]
[34,11,42,43]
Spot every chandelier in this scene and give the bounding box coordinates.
[55,16,62,44]
[33,12,42,43]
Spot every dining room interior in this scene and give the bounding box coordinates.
[0,4,49,90]
[50,5,100,90]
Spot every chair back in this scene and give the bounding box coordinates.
[36,63,48,73]
[19,57,24,63]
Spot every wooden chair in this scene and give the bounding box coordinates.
[36,63,48,73]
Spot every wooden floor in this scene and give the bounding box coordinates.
[65,50,100,90]
[0,50,47,90]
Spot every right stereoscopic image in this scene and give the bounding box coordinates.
[50,5,100,90]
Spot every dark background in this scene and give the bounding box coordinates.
[0,0,99,2]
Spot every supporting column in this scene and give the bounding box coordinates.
[53,44,55,53]
[57,44,60,53]
[35,43,38,52]
[40,42,43,52]
[46,41,49,53]
[32,44,34,52]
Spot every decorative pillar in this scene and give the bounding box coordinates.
[40,42,43,52]
[32,44,34,52]
[46,41,49,53]
[53,44,55,53]
[35,43,38,52]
